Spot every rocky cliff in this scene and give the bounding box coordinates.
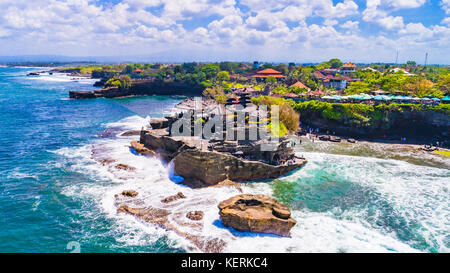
[136,129,307,187]
[298,103,450,141]
[70,80,205,99]
[172,149,306,187]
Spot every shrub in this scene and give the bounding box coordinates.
[251,96,300,132]
[105,75,132,89]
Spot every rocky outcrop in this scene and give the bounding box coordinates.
[172,149,307,187]
[120,190,139,197]
[69,80,205,99]
[150,118,169,129]
[115,163,136,171]
[117,205,171,226]
[115,199,226,252]
[137,129,307,187]
[130,140,156,156]
[218,194,296,236]
[69,91,97,99]
[161,192,186,203]
[139,129,187,161]
[300,107,450,142]
[186,211,204,221]
[121,130,141,136]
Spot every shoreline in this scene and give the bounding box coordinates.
[294,133,450,169]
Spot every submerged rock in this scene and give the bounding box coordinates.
[161,192,186,203]
[121,130,141,136]
[117,205,171,227]
[121,190,139,197]
[116,202,226,253]
[115,163,136,171]
[218,194,296,236]
[186,211,204,221]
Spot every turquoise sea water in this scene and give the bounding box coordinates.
[0,67,448,253]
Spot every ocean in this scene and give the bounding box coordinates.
[0,67,448,253]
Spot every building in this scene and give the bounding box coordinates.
[252,68,286,80]
[340,62,356,75]
[281,92,301,101]
[290,81,311,91]
[389,67,414,76]
[314,69,355,90]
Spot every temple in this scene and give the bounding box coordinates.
[252,68,286,80]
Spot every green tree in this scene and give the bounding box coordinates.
[201,64,220,79]
[203,86,227,103]
[327,58,343,69]
[345,82,370,95]
[215,71,230,83]
[436,74,450,95]
[265,76,277,84]
[123,65,134,74]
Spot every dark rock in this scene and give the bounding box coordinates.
[172,149,306,187]
[116,203,226,253]
[69,80,205,99]
[150,118,169,129]
[115,163,136,171]
[69,91,97,99]
[161,192,186,203]
[117,205,170,226]
[98,127,123,138]
[121,190,138,197]
[186,211,204,221]
[329,136,341,142]
[218,194,296,236]
[319,135,330,141]
[121,130,141,136]
[130,140,156,156]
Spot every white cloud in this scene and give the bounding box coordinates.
[442,17,450,26]
[245,12,286,31]
[442,0,450,14]
[0,0,447,63]
[324,19,338,26]
[340,20,359,30]
[362,0,421,30]
[386,0,426,9]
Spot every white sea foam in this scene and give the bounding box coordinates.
[6,168,39,180]
[27,72,97,84]
[53,115,449,253]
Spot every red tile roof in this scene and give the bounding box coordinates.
[342,62,356,68]
[257,68,282,74]
[290,81,310,90]
[282,93,300,98]
[252,68,285,78]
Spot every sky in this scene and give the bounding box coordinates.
[0,0,449,64]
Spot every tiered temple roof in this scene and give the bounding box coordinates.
[252,68,285,78]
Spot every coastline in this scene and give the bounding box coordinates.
[90,113,448,252]
[294,133,450,169]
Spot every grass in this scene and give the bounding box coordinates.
[432,150,450,157]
